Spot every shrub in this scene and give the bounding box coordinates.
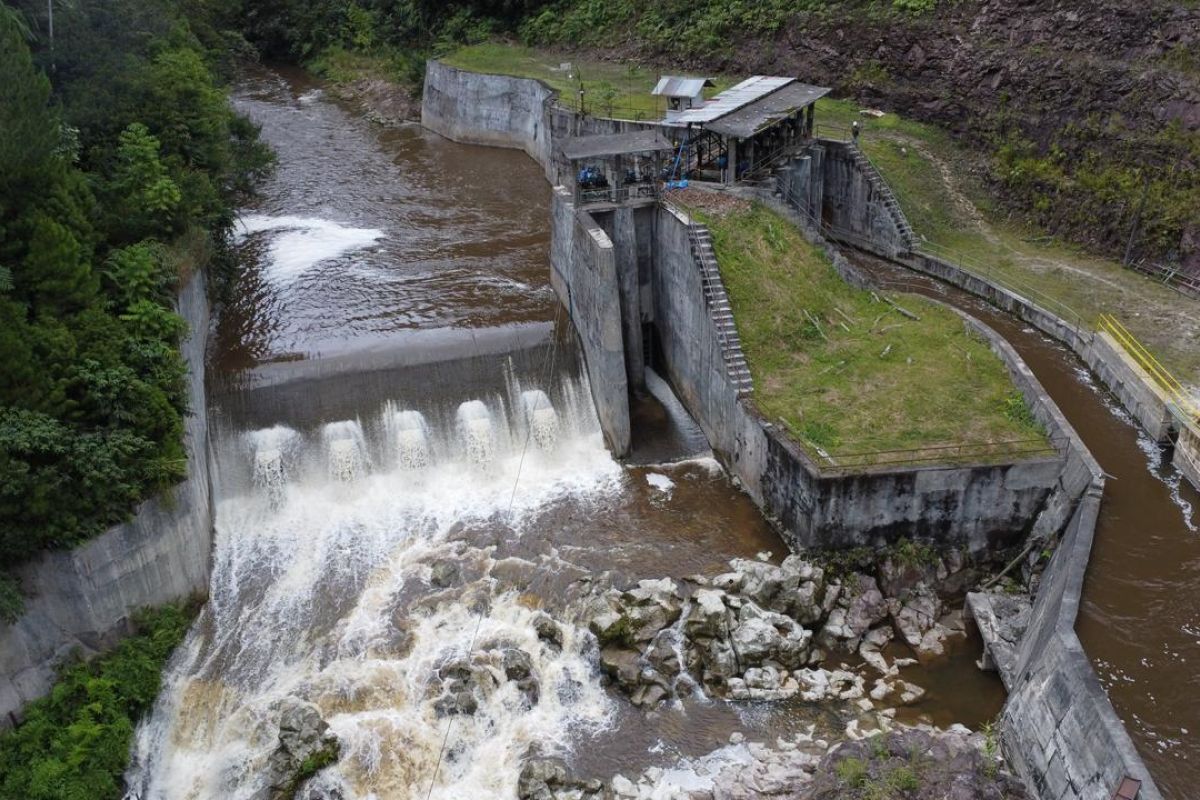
[0,604,194,800]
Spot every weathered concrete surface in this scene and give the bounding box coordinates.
[1175,424,1200,492]
[550,187,631,455]
[1084,332,1176,443]
[422,60,555,169]
[650,203,1063,557]
[0,271,214,727]
[422,60,658,183]
[795,146,1164,799]
[807,142,913,257]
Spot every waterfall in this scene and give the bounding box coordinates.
[323,421,369,482]
[456,400,498,467]
[385,407,433,470]
[126,374,624,800]
[520,389,561,451]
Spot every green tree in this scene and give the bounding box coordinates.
[99,123,183,244]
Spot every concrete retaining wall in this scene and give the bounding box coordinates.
[650,204,1064,557]
[550,187,631,455]
[1175,424,1200,492]
[805,147,1165,799]
[422,60,658,183]
[0,272,214,727]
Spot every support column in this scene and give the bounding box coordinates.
[612,206,645,390]
[726,138,738,185]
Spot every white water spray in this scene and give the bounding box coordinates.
[127,378,624,800]
[456,400,498,467]
[520,389,561,451]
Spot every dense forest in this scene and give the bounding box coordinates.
[0,0,271,616]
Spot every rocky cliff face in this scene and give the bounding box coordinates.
[632,0,1200,268]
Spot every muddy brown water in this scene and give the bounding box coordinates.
[848,251,1200,799]
[198,66,1007,791]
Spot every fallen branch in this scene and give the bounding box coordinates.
[804,308,828,341]
[882,294,921,321]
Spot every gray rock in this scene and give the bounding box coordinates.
[430,559,460,588]
[258,699,340,800]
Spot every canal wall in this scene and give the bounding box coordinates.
[0,272,214,728]
[422,60,658,183]
[785,145,1165,799]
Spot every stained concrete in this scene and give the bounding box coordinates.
[550,187,631,455]
[0,272,214,727]
[784,144,1165,799]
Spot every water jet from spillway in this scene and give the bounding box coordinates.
[520,389,560,451]
[457,400,498,467]
[323,421,369,482]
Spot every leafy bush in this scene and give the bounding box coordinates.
[0,573,23,624]
[0,604,194,800]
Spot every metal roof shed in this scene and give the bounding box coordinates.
[705,82,831,138]
[651,76,716,99]
[559,130,675,160]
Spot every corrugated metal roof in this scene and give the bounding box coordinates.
[652,76,715,98]
[670,76,795,124]
[705,82,831,138]
[560,130,676,160]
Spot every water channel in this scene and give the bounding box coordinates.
[848,252,1199,800]
[119,64,1190,798]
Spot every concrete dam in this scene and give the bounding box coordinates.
[3,59,1194,800]
[423,59,1198,800]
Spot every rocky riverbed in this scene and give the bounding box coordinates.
[247,540,1016,798]
[587,550,975,708]
[517,724,1028,800]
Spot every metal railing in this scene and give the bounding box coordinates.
[1097,314,1200,428]
[812,436,1064,471]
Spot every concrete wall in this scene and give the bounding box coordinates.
[801,149,1165,799]
[550,187,631,455]
[810,143,912,257]
[650,204,1064,558]
[1175,424,1200,493]
[422,60,555,170]
[422,60,658,184]
[0,272,214,727]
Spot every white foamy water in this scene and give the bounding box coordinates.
[235,214,384,282]
[127,378,625,800]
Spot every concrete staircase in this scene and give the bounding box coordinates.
[847,143,917,252]
[687,225,754,396]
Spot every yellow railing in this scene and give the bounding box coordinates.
[1097,313,1200,427]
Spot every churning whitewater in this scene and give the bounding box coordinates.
[127,371,626,799]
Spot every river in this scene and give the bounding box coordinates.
[126,67,1003,799]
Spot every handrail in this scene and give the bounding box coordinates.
[1097,314,1200,427]
[813,436,1063,471]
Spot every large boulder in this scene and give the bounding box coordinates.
[258,699,341,800]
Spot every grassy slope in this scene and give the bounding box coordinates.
[816,98,1200,384]
[688,201,1046,462]
[443,43,1200,386]
[442,43,732,119]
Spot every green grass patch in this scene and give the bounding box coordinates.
[0,602,196,800]
[815,98,1200,383]
[442,42,732,120]
[687,202,1046,463]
